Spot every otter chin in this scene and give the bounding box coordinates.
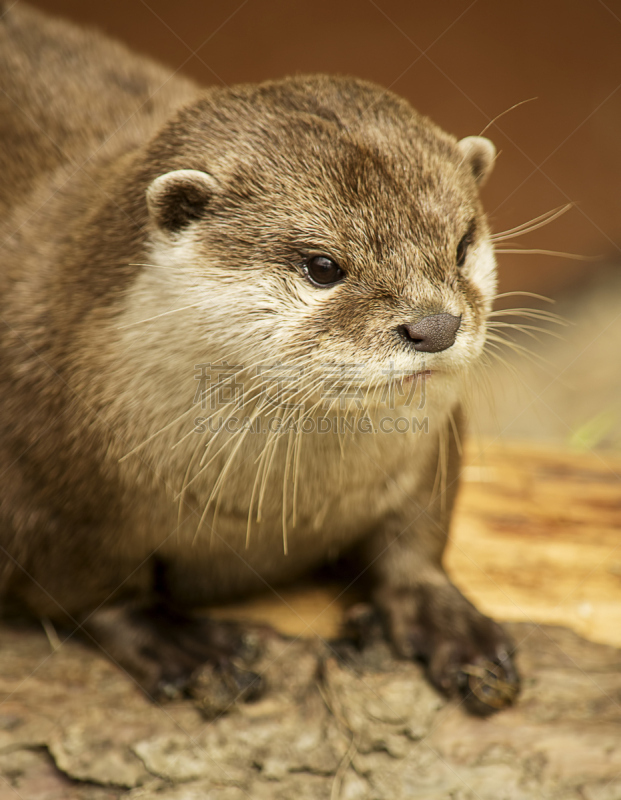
[0,3,519,715]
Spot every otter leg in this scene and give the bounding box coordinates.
[372,578,519,715]
[362,410,520,715]
[2,529,265,714]
[82,603,265,714]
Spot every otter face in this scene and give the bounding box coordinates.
[144,78,497,409]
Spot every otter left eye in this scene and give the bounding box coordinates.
[305,255,345,287]
[456,224,475,268]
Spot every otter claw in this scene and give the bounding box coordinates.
[457,658,520,716]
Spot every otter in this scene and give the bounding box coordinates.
[0,3,519,714]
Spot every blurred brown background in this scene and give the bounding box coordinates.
[28,0,621,299]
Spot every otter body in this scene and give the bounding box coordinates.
[0,4,518,711]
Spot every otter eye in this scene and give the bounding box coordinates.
[456,224,475,268]
[305,255,344,287]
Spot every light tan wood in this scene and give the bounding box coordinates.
[447,440,621,647]
[209,584,350,640]
[210,441,621,646]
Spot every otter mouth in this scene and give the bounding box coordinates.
[356,368,436,411]
[398,369,434,384]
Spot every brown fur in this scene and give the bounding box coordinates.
[0,3,517,713]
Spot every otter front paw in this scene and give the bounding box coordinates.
[375,583,520,715]
[83,603,265,715]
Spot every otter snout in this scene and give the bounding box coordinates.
[398,313,462,353]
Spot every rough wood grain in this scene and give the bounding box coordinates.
[1,620,620,799]
[448,441,621,648]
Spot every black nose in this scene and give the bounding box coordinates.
[398,313,462,353]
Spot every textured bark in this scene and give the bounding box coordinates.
[0,619,620,800]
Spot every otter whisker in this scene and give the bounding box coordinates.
[130,342,312,461]
[478,97,537,137]
[256,407,284,525]
[193,399,270,545]
[186,395,268,491]
[291,405,305,530]
[485,335,550,369]
[177,440,203,535]
[488,307,567,324]
[495,247,595,260]
[448,407,463,458]
[116,302,204,329]
[281,421,298,555]
[479,348,530,386]
[120,405,197,461]
[487,320,566,341]
[490,203,573,242]
[493,290,555,303]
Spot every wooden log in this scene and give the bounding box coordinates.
[447,441,621,647]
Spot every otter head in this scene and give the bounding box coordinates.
[143,76,496,412]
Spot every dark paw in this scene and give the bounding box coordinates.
[83,603,266,713]
[427,637,520,716]
[187,660,264,718]
[455,651,520,715]
[374,582,521,715]
[339,603,385,649]
[328,603,390,669]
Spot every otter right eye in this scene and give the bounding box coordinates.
[456,221,476,268]
[305,256,345,287]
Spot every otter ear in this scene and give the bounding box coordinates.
[457,136,496,186]
[146,169,218,233]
